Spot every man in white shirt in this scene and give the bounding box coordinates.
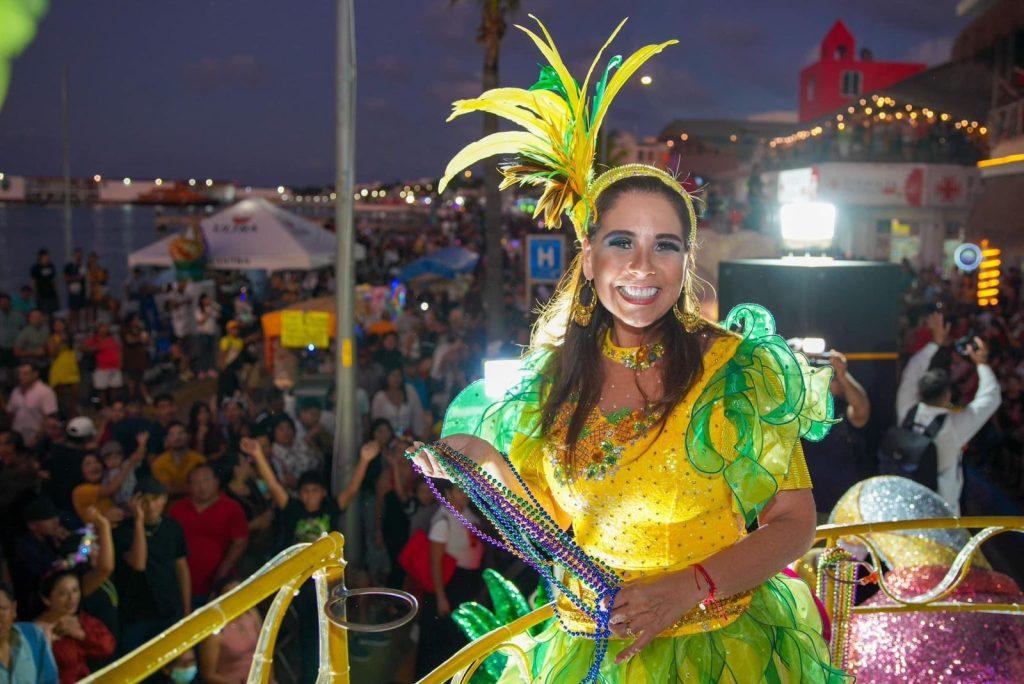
[895,312,1001,514]
[7,363,58,445]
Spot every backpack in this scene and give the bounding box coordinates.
[878,404,946,490]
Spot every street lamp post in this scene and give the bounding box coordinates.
[334,0,360,563]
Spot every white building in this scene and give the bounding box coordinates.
[769,162,978,267]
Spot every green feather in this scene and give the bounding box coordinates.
[590,55,623,130]
[528,64,579,104]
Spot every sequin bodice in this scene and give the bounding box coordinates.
[541,335,747,576]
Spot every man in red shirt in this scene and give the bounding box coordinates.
[82,322,123,407]
[169,463,248,603]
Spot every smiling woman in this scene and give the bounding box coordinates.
[410,14,847,684]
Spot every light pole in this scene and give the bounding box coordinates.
[334,0,360,562]
[61,65,72,261]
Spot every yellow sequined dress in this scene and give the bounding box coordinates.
[441,305,848,683]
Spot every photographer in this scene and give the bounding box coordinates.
[803,350,871,514]
[895,312,1001,513]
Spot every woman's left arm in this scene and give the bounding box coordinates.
[611,489,816,662]
[81,509,115,596]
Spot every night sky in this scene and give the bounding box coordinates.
[1,0,963,186]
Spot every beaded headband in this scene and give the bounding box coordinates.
[589,163,698,247]
[437,16,688,243]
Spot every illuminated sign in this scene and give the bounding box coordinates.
[975,240,1001,307]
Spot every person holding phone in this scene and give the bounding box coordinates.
[895,312,1001,513]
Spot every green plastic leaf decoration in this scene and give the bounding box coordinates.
[452,602,504,683]
[483,568,531,626]
[452,601,499,642]
[0,0,49,112]
[454,572,557,682]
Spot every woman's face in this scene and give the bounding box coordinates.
[0,591,15,636]
[44,575,81,617]
[53,318,66,334]
[196,405,210,424]
[582,192,688,333]
[386,369,403,390]
[274,421,294,445]
[102,448,124,470]
[416,480,433,505]
[373,423,393,445]
[82,454,104,483]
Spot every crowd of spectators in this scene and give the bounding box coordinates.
[2,207,1022,682]
[896,263,1024,504]
[0,203,528,682]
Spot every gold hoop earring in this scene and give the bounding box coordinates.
[572,279,597,327]
[673,280,703,333]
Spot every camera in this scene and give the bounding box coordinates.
[954,332,978,356]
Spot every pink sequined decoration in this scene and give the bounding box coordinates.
[848,566,1024,683]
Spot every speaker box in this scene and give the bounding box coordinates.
[717,259,902,471]
[717,259,902,354]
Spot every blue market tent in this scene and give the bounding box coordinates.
[398,246,479,281]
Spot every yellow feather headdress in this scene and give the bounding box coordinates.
[438,16,695,244]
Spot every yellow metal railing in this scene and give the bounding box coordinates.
[84,532,349,683]
[82,519,1024,683]
[418,516,1024,683]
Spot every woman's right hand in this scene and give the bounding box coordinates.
[55,615,86,641]
[405,434,498,481]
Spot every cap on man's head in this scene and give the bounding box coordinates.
[135,476,167,497]
[66,416,96,440]
[23,497,60,523]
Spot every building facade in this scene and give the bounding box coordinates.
[799,21,926,122]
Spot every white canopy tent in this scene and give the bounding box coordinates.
[128,198,358,271]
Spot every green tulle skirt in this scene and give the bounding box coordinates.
[496,574,850,684]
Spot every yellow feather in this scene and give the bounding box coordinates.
[437,131,546,194]
[448,98,550,139]
[590,39,678,134]
[464,87,569,126]
[515,16,580,112]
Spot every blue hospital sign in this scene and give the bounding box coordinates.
[527,235,565,283]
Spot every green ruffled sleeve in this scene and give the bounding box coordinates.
[686,304,835,525]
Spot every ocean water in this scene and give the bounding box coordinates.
[0,203,192,297]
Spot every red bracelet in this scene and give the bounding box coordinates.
[693,563,716,602]
[693,562,722,621]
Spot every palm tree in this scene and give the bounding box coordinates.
[452,0,520,345]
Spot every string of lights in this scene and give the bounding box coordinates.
[767,93,988,149]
